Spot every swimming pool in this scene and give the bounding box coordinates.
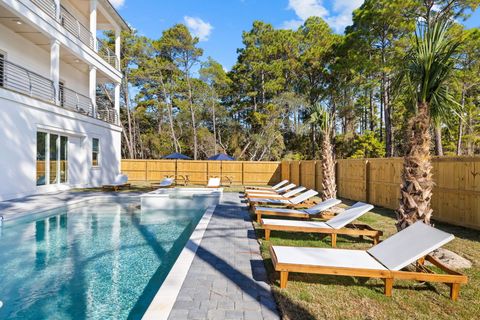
[0,194,218,319]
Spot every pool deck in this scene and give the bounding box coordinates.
[168,192,279,320]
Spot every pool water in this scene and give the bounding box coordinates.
[0,199,208,319]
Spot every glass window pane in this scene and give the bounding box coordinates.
[92,138,99,166]
[60,136,68,183]
[36,132,47,186]
[49,134,58,184]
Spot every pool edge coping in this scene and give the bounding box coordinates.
[141,204,217,320]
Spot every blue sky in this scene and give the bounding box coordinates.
[111,0,480,71]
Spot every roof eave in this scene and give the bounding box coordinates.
[101,0,131,31]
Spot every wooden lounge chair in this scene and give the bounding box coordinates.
[150,177,175,189]
[243,180,289,192]
[249,189,319,210]
[253,198,341,223]
[262,202,382,247]
[102,174,131,191]
[246,186,306,200]
[270,221,468,300]
[207,177,221,188]
[245,183,296,195]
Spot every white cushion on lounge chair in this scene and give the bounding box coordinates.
[250,186,306,199]
[303,198,341,215]
[262,202,373,229]
[207,177,221,187]
[244,180,289,191]
[272,246,387,270]
[326,202,374,229]
[272,180,289,189]
[251,189,318,205]
[254,207,305,214]
[290,190,318,204]
[367,221,454,271]
[250,198,291,204]
[246,183,296,194]
[282,186,306,197]
[262,219,331,229]
[158,177,174,187]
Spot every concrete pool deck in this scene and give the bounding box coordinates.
[167,192,279,320]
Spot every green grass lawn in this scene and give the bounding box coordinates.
[253,199,480,320]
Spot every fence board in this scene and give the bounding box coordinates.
[290,161,300,185]
[300,161,316,190]
[337,159,367,202]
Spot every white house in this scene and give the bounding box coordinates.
[0,0,129,201]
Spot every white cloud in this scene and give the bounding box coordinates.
[285,0,363,33]
[184,16,213,41]
[281,19,304,30]
[109,0,125,9]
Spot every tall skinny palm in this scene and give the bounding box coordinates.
[309,106,337,200]
[396,18,460,230]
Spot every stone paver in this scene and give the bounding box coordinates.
[168,192,280,320]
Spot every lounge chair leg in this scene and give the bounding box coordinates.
[384,278,393,297]
[450,283,460,301]
[280,271,289,289]
[257,213,262,224]
[265,229,271,241]
[373,236,379,245]
[331,234,337,248]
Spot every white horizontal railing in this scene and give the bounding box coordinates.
[28,0,119,70]
[0,56,117,125]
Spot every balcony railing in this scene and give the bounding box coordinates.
[28,0,119,70]
[60,5,95,50]
[96,99,119,125]
[31,0,56,19]
[61,85,94,116]
[0,57,56,103]
[0,57,118,125]
[97,38,119,69]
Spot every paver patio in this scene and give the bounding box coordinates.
[168,192,279,320]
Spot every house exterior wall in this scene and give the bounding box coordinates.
[0,89,121,201]
[0,0,127,201]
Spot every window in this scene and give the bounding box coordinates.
[36,132,68,186]
[60,136,68,183]
[92,138,100,167]
[36,132,47,186]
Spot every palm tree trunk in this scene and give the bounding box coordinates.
[321,131,337,200]
[396,102,434,230]
[434,124,444,156]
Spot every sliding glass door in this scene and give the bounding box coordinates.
[36,132,68,186]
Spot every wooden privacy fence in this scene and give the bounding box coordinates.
[282,157,480,230]
[121,160,281,186]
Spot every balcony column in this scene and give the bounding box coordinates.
[50,39,60,104]
[89,66,97,117]
[89,0,98,51]
[114,82,121,123]
[115,27,121,69]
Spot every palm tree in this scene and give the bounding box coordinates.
[396,18,460,230]
[309,105,337,200]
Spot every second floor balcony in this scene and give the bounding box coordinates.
[0,56,119,125]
